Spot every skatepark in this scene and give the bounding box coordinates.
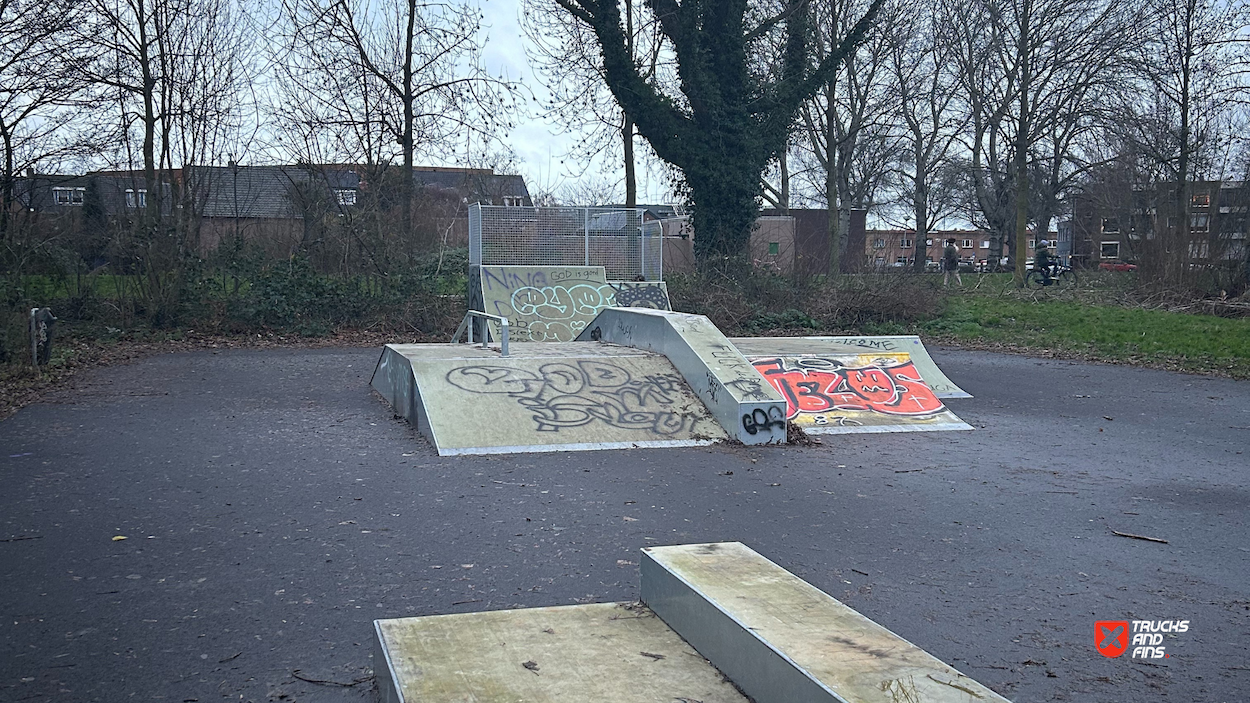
[1,343,1248,701]
[2,207,1248,701]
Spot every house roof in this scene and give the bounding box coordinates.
[14,173,172,215]
[186,165,311,219]
[14,164,531,220]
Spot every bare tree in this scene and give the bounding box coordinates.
[793,0,900,274]
[0,0,93,246]
[278,0,519,252]
[1129,0,1250,284]
[885,2,967,270]
[945,0,1136,284]
[78,0,257,321]
[524,0,667,207]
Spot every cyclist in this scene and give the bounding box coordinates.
[942,238,962,287]
[1035,240,1054,285]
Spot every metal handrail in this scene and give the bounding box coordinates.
[452,310,510,357]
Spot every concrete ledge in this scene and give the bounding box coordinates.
[641,542,1011,703]
[373,602,750,703]
[578,309,788,445]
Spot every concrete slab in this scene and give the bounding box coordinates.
[577,309,789,445]
[642,542,1011,703]
[746,352,973,434]
[374,602,751,703]
[371,342,725,455]
[730,336,971,398]
[468,266,672,343]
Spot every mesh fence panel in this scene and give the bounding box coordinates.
[469,204,663,280]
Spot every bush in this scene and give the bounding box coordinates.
[667,269,944,336]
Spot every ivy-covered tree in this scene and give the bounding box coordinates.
[553,0,883,265]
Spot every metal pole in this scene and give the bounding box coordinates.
[584,208,590,266]
[639,210,646,279]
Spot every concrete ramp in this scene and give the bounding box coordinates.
[746,352,972,434]
[469,265,671,342]
[372,343,725,455]
[578,308,789,446]
[374,542,1011,703]
[730,335,971,398]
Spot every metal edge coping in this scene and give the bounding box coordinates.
[436,438,718,457]
[373,619,407,703]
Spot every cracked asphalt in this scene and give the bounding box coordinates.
[1,346,1247,702]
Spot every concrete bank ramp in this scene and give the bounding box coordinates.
[372,342,725,456]
[744,351,972,434]
[469,265,672,342]
[374,542,1011,703]
[730,335,971,398]
[578,308,789,446]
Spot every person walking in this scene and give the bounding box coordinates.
[942,238,963,287]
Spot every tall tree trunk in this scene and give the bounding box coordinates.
[779,147,789,215]
[913,172,928,272]
[623,117,636,208]
[1012,0,1031,288]
[688,169,762,269]
[825,85,841,276]
[1172,0,1193,286]
[622,0,636,210]
[401,0,416,256]
[0,123,12,243]
[137,0,158,224]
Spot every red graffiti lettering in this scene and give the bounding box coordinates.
[751,357,945,418]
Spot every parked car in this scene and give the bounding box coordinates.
[1099,261,1138,272]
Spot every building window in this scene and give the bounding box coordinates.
[335,189,357,206]
[1100,241,1120,259]
[899,238,913,248]
[1191,192,1210,207]
[962,239,973,248]
[1102,217,1119,233]
[874,256,885,265]
[925,238,933,246]
[125,189,147,208]
[768,242,780,256]
[873,238,886,249]
[1190,214,1209,232]
[981,240,990,249]
[1189,241,1209,258]
[52,187,85,206]
[896,256,908,265]
[502,196,525,207]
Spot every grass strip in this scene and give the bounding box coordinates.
[923,296,1250,378]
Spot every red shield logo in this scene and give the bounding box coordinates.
[1095,620,1129,657]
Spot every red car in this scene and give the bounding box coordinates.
[1099,261,1138,272]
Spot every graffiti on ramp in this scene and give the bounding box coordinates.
[748,353,972,434]
[446,360,710,435]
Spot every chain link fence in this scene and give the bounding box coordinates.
[469,204,663,280]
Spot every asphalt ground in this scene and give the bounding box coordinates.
[1,346,1247,702]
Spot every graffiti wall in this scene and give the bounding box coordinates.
[609,281,671,310]
[473,265,671,342]
[747,353,972,433]
[440,358,724,446]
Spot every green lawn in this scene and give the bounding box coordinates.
[923,295,1250,377]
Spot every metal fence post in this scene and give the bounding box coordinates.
[583,207,590,266]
